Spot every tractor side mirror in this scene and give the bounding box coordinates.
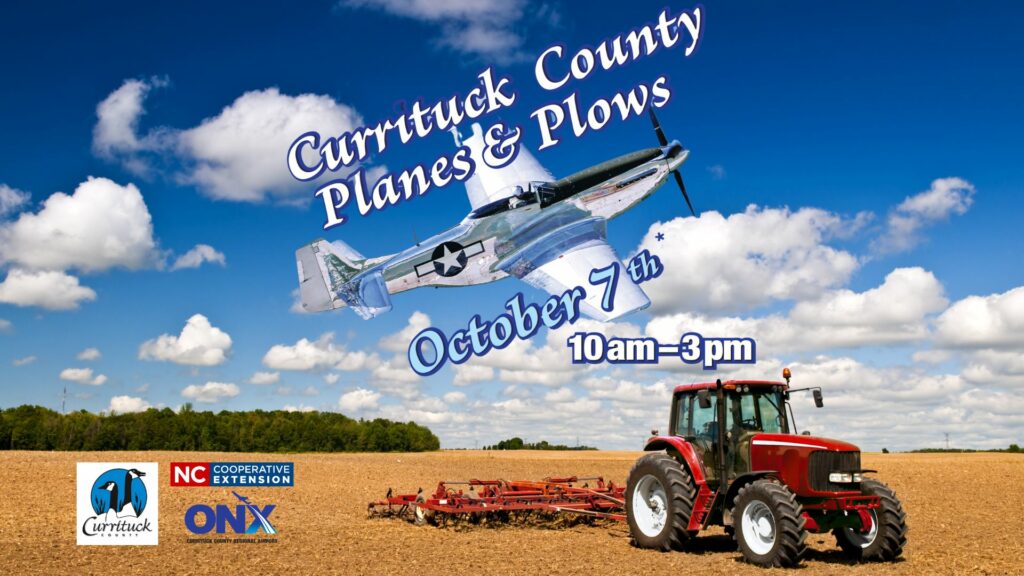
[697,389,711,409]
[813,389,823,408]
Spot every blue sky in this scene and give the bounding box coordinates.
[1,1,1022,450]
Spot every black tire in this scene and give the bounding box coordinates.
[625,452,697,551]
[732,479,807,567]
[834,479,907,561]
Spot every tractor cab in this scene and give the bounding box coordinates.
[669,379,794,486]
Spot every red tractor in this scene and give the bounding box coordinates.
[626,369,907,567]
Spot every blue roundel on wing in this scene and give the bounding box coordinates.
[90,468,148,517]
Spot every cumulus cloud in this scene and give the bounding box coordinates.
[77,347,101,361]
[338,388,381,413]
[341,0,548,62]
[171,244,226,270]
[648,268,947,357]
[283,404,316,413]
[181,381,240,403]
[177,88,362,202]
[0,184,30,218]
[0,269,97,310]
[0,177,161,273]
[108,395,151,413]
[636,207,861,314]
[248,371,281,385]
[60,367,107,386]
[93,78,367,203]
[935,286,1024,349]
[874,177,975,253]
[92,77,170,174]
[0,318,10,333]
[263,332,377,372]
[12,355,36,366]
[138,314,232,366]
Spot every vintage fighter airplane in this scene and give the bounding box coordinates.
[295,110,694,322]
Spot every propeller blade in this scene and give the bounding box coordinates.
[674,170,695,216]
[648,107,669,147]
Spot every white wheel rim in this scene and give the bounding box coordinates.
[741,500,776,555]
[632,474,669,537]
[843,510,878,548]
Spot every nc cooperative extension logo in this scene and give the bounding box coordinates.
[170,461,294,487]
[76,462,159,545]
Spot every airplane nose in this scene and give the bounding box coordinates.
[667,147,689,172]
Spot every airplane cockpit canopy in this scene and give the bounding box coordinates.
[468,183,551,219]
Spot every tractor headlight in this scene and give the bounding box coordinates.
[828,472,864,483]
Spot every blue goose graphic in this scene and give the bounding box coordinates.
[91,468,148,519]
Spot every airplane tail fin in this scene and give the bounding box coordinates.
[295,240,393,319]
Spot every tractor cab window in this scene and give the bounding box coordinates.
[757,393,785,434]
[691,395,717,440]
[729,390,788,434]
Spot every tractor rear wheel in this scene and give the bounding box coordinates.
[834,479,907,561]
[732,479,808,567]
[625,452,696,551]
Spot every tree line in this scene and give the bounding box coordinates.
[483,437,596,451]
[0,404,440,452]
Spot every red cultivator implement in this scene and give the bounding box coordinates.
[368,476,626,526]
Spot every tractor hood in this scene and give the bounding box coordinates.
[750,433,860,453]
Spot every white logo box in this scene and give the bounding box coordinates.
[76,462,159,545]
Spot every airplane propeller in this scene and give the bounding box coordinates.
[648,107,695,216]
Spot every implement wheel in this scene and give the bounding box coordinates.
[413,493,435,526]
[625,453,696,551]
[834,479,907,561]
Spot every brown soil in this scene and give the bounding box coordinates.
[0,451,1020,575]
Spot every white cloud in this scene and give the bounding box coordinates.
[0,177,161,273]
[171,244,226,270]
[92,77,169,174]
[339,388,381,413]
[0,318,10,333]
[0,269,97,310]
[248,371,280,385]
[636,206,861,314]
[138,314,232,366]
[342,0,539,61]
[323,373,340,385]
[283,404,316,413]
[647,267,947,355]
[443,391,467,404]
[13,355,36,366]
[60,367,107,386]
[181,381,240,403]
[935,286,1024,349]
[176,88,363,202]
[0,184,30,218]
[262,332,377,371]
[706,165,726,180]
[874,177,975,253]
[77,347,101,361]
[108,395,151,413]
[452,364,494,385]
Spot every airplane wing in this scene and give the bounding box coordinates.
[457,123,554,210]
[497,217,651,321]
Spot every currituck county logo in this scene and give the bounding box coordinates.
[77,462,159,545]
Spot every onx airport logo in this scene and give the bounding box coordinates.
[76,462,159,545]
[185,491,279,543]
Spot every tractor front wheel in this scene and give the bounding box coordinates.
[625,452,696,551]
[732,479,808,567]
[834,479,907,561]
